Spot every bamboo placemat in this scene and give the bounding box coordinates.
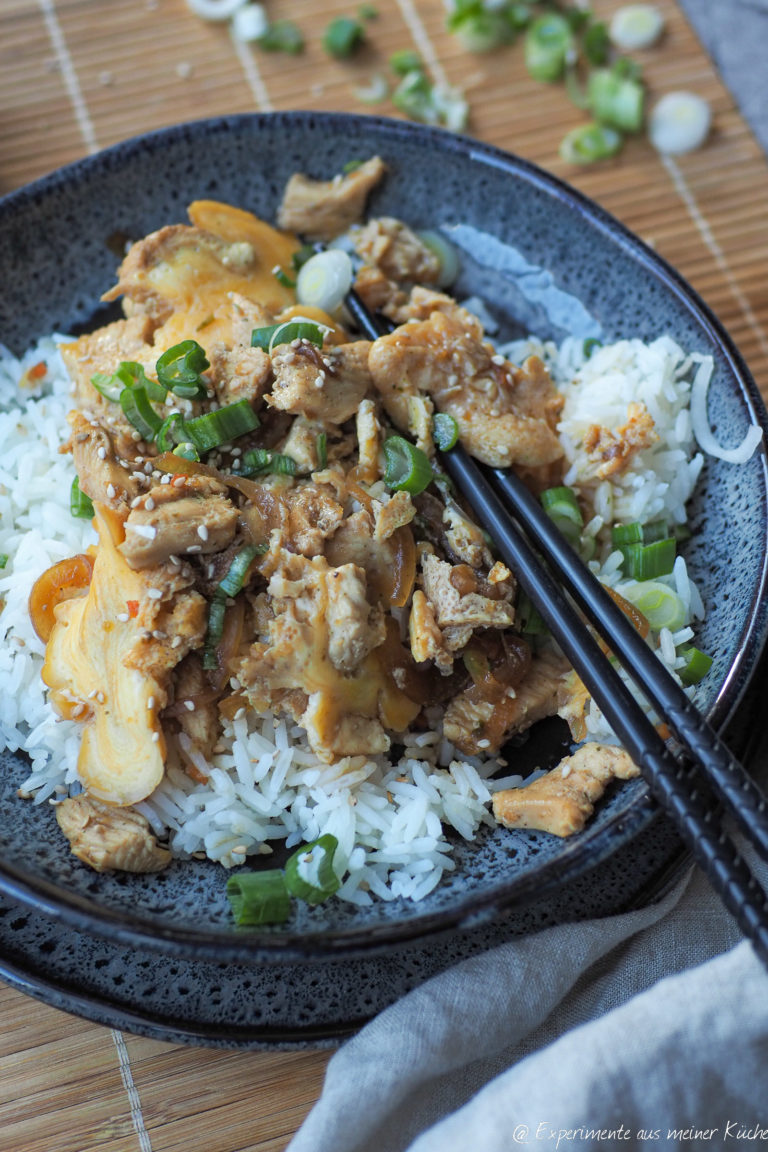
[2,1,768,1148]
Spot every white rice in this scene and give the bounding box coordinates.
[0,329,722,901]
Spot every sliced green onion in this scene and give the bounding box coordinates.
[202,596,227,671]
[156,340,210,399]
[316,432,328,470]
[235,447,298,477]
[184,400,260,453]
[70,476,94,519]
[524,13,572,83]
[517,589,548,636]
[649,91,711,155]
[251,321,325,353]
[678,645,713,686]
[120,384,164,441]
[156,412,187,453]
[273,266,296,289]
[583,337,603,358]
[611,519,669,547]
[560,121,623,164]
[416,230,460,288]
[433,412,459,452]
[173,442,200,461]
[119,360,167,401]
[226,869,291,926]
[90,371,124,403]
[383,436,434,496]
[583,19,610,65]
[257,19,304,53]
[359,3,378,19]
[218,544,265,599]
[392,71,469,131]
[296,250,353,314]
[541,486,583,547]
[285,834,341,905]
[291,244,316,273]
[0,554,7,569]
[447,0,518,53]
[619,580,687,632]
[619,537,676,580]
[389,49,422,75]
[610,4,664,51]
[588,68,644,132]
[323,16,365,58]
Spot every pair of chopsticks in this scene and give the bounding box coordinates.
[346,289,768,966]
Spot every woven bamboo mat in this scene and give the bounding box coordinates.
[2,0,768,1149]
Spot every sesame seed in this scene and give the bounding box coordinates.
[152,629,167,640]
[147,587,163,600]
[232,845,247,855]
[197,524,209,541]
[161,474,171,485]
[87,688,99,699]
[152,731,160,743]
[187,544,202,553]
[491,354,505,365]
[477,738,491,749]
[172,476,186,487]
[184,700,196,712]
[314,374,325,388]
[147,696,156,710]
[116,612,130,622]
[144,497,156,511]
[561,764,572,779]
[144,461,154,475]
[131,430,142,441]
[71,703,85,718]
[171,636,183,648]
[97,691,105,704]
[106,483,116,499]
[234,707,246,720]
[96,445,107,460]
[130,496,142,508]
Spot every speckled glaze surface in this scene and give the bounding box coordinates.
[1,114,767,995]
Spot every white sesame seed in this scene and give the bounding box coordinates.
[184,700,196,712]
[187,544,202,553]
[172,476,186,487]
[116,612,130,622]
[106,483,116,499]
[491,354,505,365]
[477,738,491,749]
[147,587,163,600]
[71,703,85,718]
[197,524,209,541]
[152,731,160,743]
[96,445,107,460]
[144,497,156,511]
[234,707,246,720]
[147,696,155,710]
[96,691,105,704]
[232,845,247,855]
[161,474,171,485]
[561,763,572,779]
[152,629,167,640]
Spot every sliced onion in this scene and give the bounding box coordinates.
[690,357,763,464]
[186,0,247,19]
[296,250,353,314]
[417,230,461,288]
[649,91,711,155]
[609,5,664,51]
[231,3,268,41]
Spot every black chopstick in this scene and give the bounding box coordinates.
[439,445,768,966]
[346,290,768,963]
[485,463,768,864]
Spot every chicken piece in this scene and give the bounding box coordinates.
[355,398,382,483]
[206,342,272,408]
[104,206,297,351]
[583,401,658,479]
[420,553,515,652]
[59,314,156,417]
[278,415,328,474]
[354,217,441,285]
[42,504,205,806]
[409,589,453,675]
[227,291,276,347]
[444,648,570,756]
[442,500,493,569]
[66,410,142,511]
[387,286,484,329]
[236,552,415,762]
[118,474,239,569]
[492,742,639,836]
[56,795,171,872]
[269,339,371,425]
[325,508,401,604]
[369,310,563,469]
[373,491,415,541]
[172,652,219,762]
[353,263,407,318]
[285,484,345,558]
[277,156,387,241]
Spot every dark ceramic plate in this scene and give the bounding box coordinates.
[1,112,767,966]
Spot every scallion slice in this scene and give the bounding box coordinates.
[90,371,124,402]
[322,15,364,58]
[284,834,341,905]
[295,250,353,314]
[389,49,422,75]
[257,19,304,53]
[524,13,572,82]
[619,537,676,580]
[184,399,260,453]
[383,436,434,496]
[517,589,548,636]
[588,68,645,132]
[251,321,325,352]
[583,337,603,358]
[218,544,266,599]
[173,442,200,461]
[433,412,459,452]
[619,580,687,631]
[611,519,669,547]
[560,121,623,164]
[0,554,7,569]
[541,486,583,547]
[582,19,610,65]
[70,476,94,519]
[120,384,164,441]
[316,432,328,470]
[678,645,713,686]
[226,869,291,925]
[156,412,186,453]
[235,448,298,477]
[156,340,210,399]
[273,266,296,289]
